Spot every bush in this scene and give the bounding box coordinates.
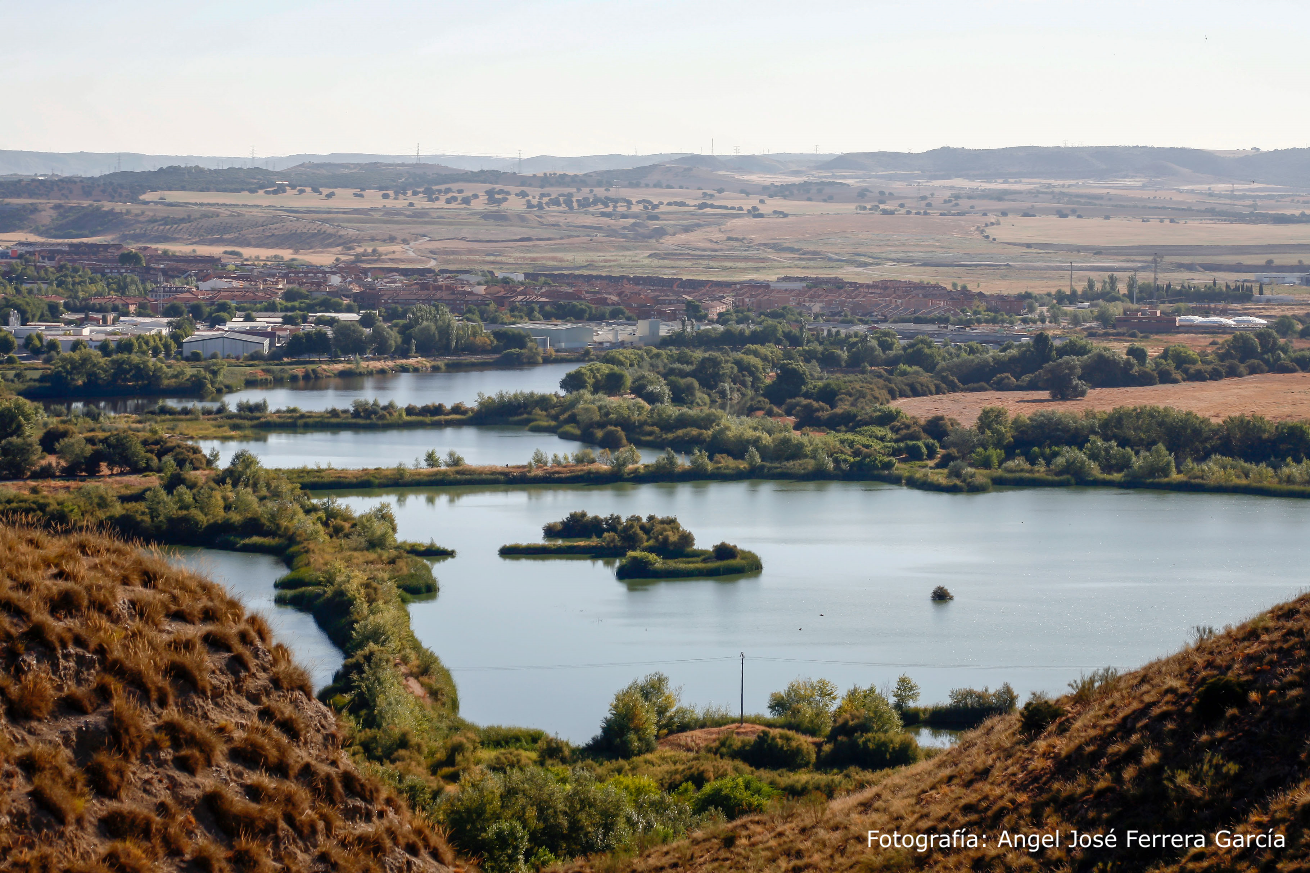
[617,550,660,577]
[819,732,920,770]
[0,436,42,479]
[767,678,838,736]
[481,820,530,873]
[930,585,953,601]
[593,689,657,758]
[1195,675,1246,722]
[711,542,740,560]
[1019,693,1065,735]
[740,729,815,770]
[690,774,776,818]
[596,426,628,449]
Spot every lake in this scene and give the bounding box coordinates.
[46,361,580,414]
[163,547,343,692]
[315,481,1309,744]
[198,426,672,469]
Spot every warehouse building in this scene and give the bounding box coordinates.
[182,331,271,359]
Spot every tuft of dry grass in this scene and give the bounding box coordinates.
[159,712,224,773]
[203,785,281,840]
[86,751,132,798]
[259,700,306,741]
[5,668,57,719]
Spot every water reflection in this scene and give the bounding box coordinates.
[46,363,580,415]
[199,426,673,469]
[906,724,963,749]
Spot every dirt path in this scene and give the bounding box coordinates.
[892,371,1310,426]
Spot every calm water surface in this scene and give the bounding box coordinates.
[199,426,670,469]
[164,547,343,691]
[49,363,579,414]
[319,481,1309,743]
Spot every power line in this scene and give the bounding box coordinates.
[446,655,1115,673]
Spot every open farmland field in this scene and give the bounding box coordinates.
[991,215,1310,250]
[891,371,1310,426]
[10,162,1310,290]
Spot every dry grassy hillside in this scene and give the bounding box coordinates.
[0,524,453,873]
[570,596,1310,873]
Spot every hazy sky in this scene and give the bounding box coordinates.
[6,0,1308,158]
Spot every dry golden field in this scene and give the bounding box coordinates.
[9,170,1310,290]
[892,371,1310,425]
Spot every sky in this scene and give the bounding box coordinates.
[4,0,1309,159]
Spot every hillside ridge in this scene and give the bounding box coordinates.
[0,523,453,873]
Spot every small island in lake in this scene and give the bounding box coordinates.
[499,510,763,579]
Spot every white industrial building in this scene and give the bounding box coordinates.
[517,322,595,350]
[182,331,271,358]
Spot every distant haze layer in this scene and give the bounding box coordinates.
[7,146,1310,188]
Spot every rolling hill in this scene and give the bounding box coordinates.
[0,523,453,873]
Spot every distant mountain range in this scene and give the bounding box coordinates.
[0,150,837,178]
[818,146,1310,186]
[5,145,1310,186]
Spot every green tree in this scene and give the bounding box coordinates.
[369,324,398,356]
[892,675,921,712]
[1039,358,1089,400]
[23,332,44,355]
[835,684,902,734]
[101,431,152,473]
[333,321,370,356]
[1127,443,1176,479]
[767,677,839,736]
[0,397,42,441]
[0,436,42,479]
[117,250,145,267]
[650,447,679,474]
[410,321,439,355]
[596,688,657,758]
[0,329,14,355]
[55,435,92,475]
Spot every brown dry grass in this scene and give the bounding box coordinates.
[0,523,453,873]
[657,724,771,753]
[568,594,1310,873]
[893,371,1310,426]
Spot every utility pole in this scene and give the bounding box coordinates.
[1152,253,1160,302]
[518,150,522,174]
[416,143,420,164]
[739,653,745,725]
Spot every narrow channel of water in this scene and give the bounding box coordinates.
[321,481,1308,743]
[198,426,671,470]
[48,363,579,415]
[163,547,343,692]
